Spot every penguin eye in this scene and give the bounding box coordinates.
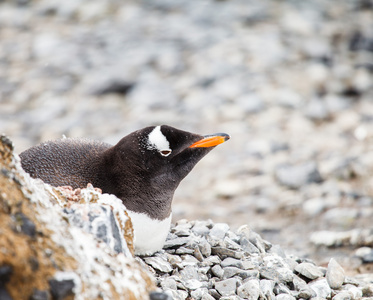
[160,149,172,157]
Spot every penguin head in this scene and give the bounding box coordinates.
[112,125,229,207]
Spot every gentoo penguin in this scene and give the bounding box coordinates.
[20,125,230,255]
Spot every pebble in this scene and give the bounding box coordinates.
[294,262,324,280]
[214,278,239,297]
[308,278,331,299]
[237,279,260,299]
[275,162,323,190]
[210,223,230,240]
[326,258,345,289]
[143,257,173,273]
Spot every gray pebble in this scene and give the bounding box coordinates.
[332,291,352,300]
[295,262,324,280]
[210,223,230,240]
[160,277,177,290]
[184,279,204,290]
[191,288,209,300]
[175,247,195,255]
[275,294,296,300]
[201,292,215,300]
[308,278,331,299]
[143,257,173,273]
[222,267,241,279]
[194,246,204,262]
[211,265,224,279]
[214,278,239,297]
[208,289,221,299]
[326,258,345,289]
[201,255,221,267]
[180,265,199,281]
[163,237,190,249]
[237,278,260,299]
[260,280,276,299]
[274,162,322,189]
[221,257,244,268]
[343,284,362,299]
[192,225,210,236]
[211,247,244,259]
[165,289,188,300]
[199,238,212,257]
[260,267,294,283]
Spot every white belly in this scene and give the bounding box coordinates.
[126,211,172,256]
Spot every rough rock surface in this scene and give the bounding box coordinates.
[0,136,155,299]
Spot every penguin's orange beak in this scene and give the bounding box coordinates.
[189,133,230,148]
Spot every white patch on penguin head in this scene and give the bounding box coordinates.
[147,126,172,156]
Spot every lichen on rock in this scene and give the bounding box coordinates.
[0,135,155,299]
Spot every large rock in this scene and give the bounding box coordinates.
[0,136,155,299]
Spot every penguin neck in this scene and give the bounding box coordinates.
[94,147,174,220]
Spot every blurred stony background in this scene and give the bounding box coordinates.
[1,0,373,273]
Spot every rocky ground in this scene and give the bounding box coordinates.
[1,0,373,277]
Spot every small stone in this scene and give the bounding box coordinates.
[208,289,221,299]
[201,292,215,300]
[191,288,209,300]
[297,289,314,299]
[13,212,36,238]
[167,254,182,267]
[199,238,212,257]
[273,283,292,295]
[237,278,260,299]
[175,247,194,255]
[180,265,199,281]
[239,237,260,254]
[260,267,294,283]
[326,258,345,289]
[194,246,204,262]
[240,270,260,280]
[308,278,331,298]
[160,277,177,290]
[295,262,324,280]
[30,289,50,300]
[304,98,329,121]
[275,294,296,300]
[274,162,322,189]
[210,223,230,240]
[362,284,373,297]
[211,247,243,259]
[201,255,221,267]
[163,237,190,249]
[165,289,188,300]
[221,258,244,268]
[143,257,173,273]
[215,278,239,297]
[237,225,270,253]
[343,284,362,299]
[222,267,240,279]
[293,274,308,291]
[223,237,241,250]
[211,265,224,279]
[260,279,276,299]
[185,279,204,290]
[355,247,373,263]
[150,291,173,300]
[332,291,352,300]
[192,225,210,236]
[0,265,12,283]
[49,279,75,300]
